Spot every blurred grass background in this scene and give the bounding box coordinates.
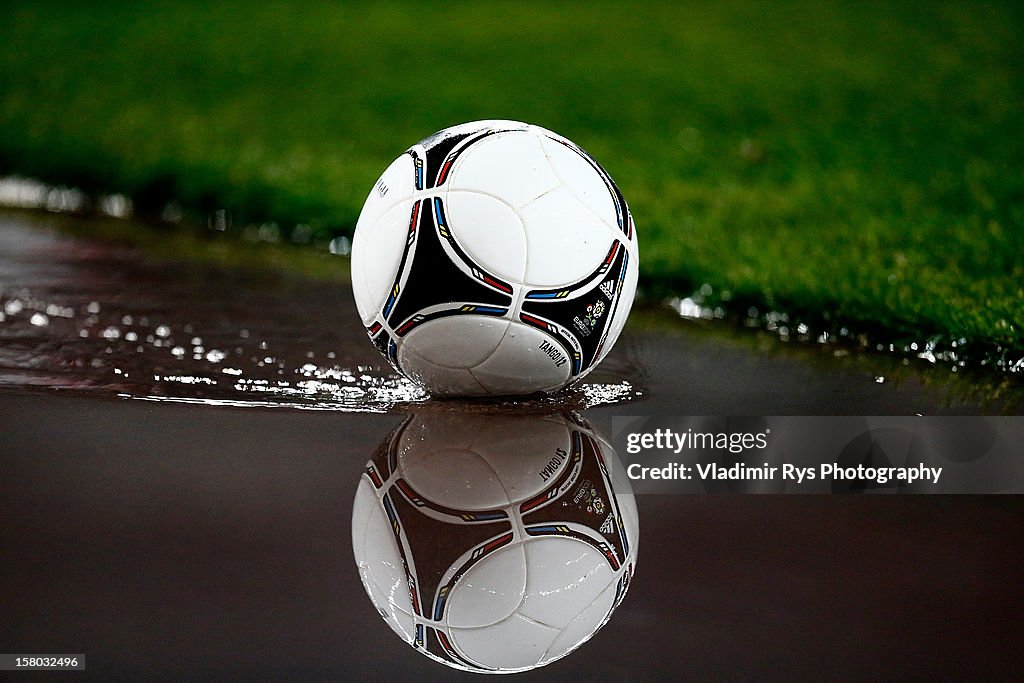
[1,1,1022,352]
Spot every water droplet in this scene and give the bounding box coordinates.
[30,312,49,326]
[257,222,280,242]
[162,202,184,224]
[209,209,231,232]
[329,236,351,256]
[4,299,24,315]
[86,301,100,314]
[155,325,171,338]
[674,297,701,319]
[171,346,185,358]
[874,376,886,383]
[292,224,313,244]
[100,193,132,219]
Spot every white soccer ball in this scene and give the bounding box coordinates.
[350,120,639,396]
[351,411,639,674]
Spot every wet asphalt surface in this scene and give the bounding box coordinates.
[1,209,1022,679]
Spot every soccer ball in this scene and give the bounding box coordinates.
[350,120,639,396]
[351,411,639,673]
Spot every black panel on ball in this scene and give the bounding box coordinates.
[386,198,513,334]
[419,123,523,188]
[520,241,629,375]
[419,129,479,189]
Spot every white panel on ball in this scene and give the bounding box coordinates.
[450,613,560,671]
[447,132,561,210]
[350,478,376,555]
[446,546,528,629]
[518,186,615,287]
[470,416,575,504]
[351,201,416,326]
[397,343,489,396]
[392,413,482,467]
[540,577,620,664]
[360,566,416,643]
[353,153,415,232]
[519,537,614,629]
[401,315,509,369]
[443,189,528,284]
[538,134,620,228]
[354,484,415,618]
[399,448,513,510]
[470,322,571,395]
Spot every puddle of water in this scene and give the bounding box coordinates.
[4,173,1021,395]
[0,210,641,413]
[4,206,1021,415]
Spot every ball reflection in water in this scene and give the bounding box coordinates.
[351,411,639,673]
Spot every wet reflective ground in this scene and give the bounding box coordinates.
[0,211,638,412]
[1,209,1022,678]
[3,393,1021,679]
[2,209,1021,414]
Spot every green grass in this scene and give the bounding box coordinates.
[1,1,1022,354]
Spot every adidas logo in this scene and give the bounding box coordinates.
[599,280,616,300]
[599,514,615,534]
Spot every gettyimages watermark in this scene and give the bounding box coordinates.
[610,416,1024,493]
